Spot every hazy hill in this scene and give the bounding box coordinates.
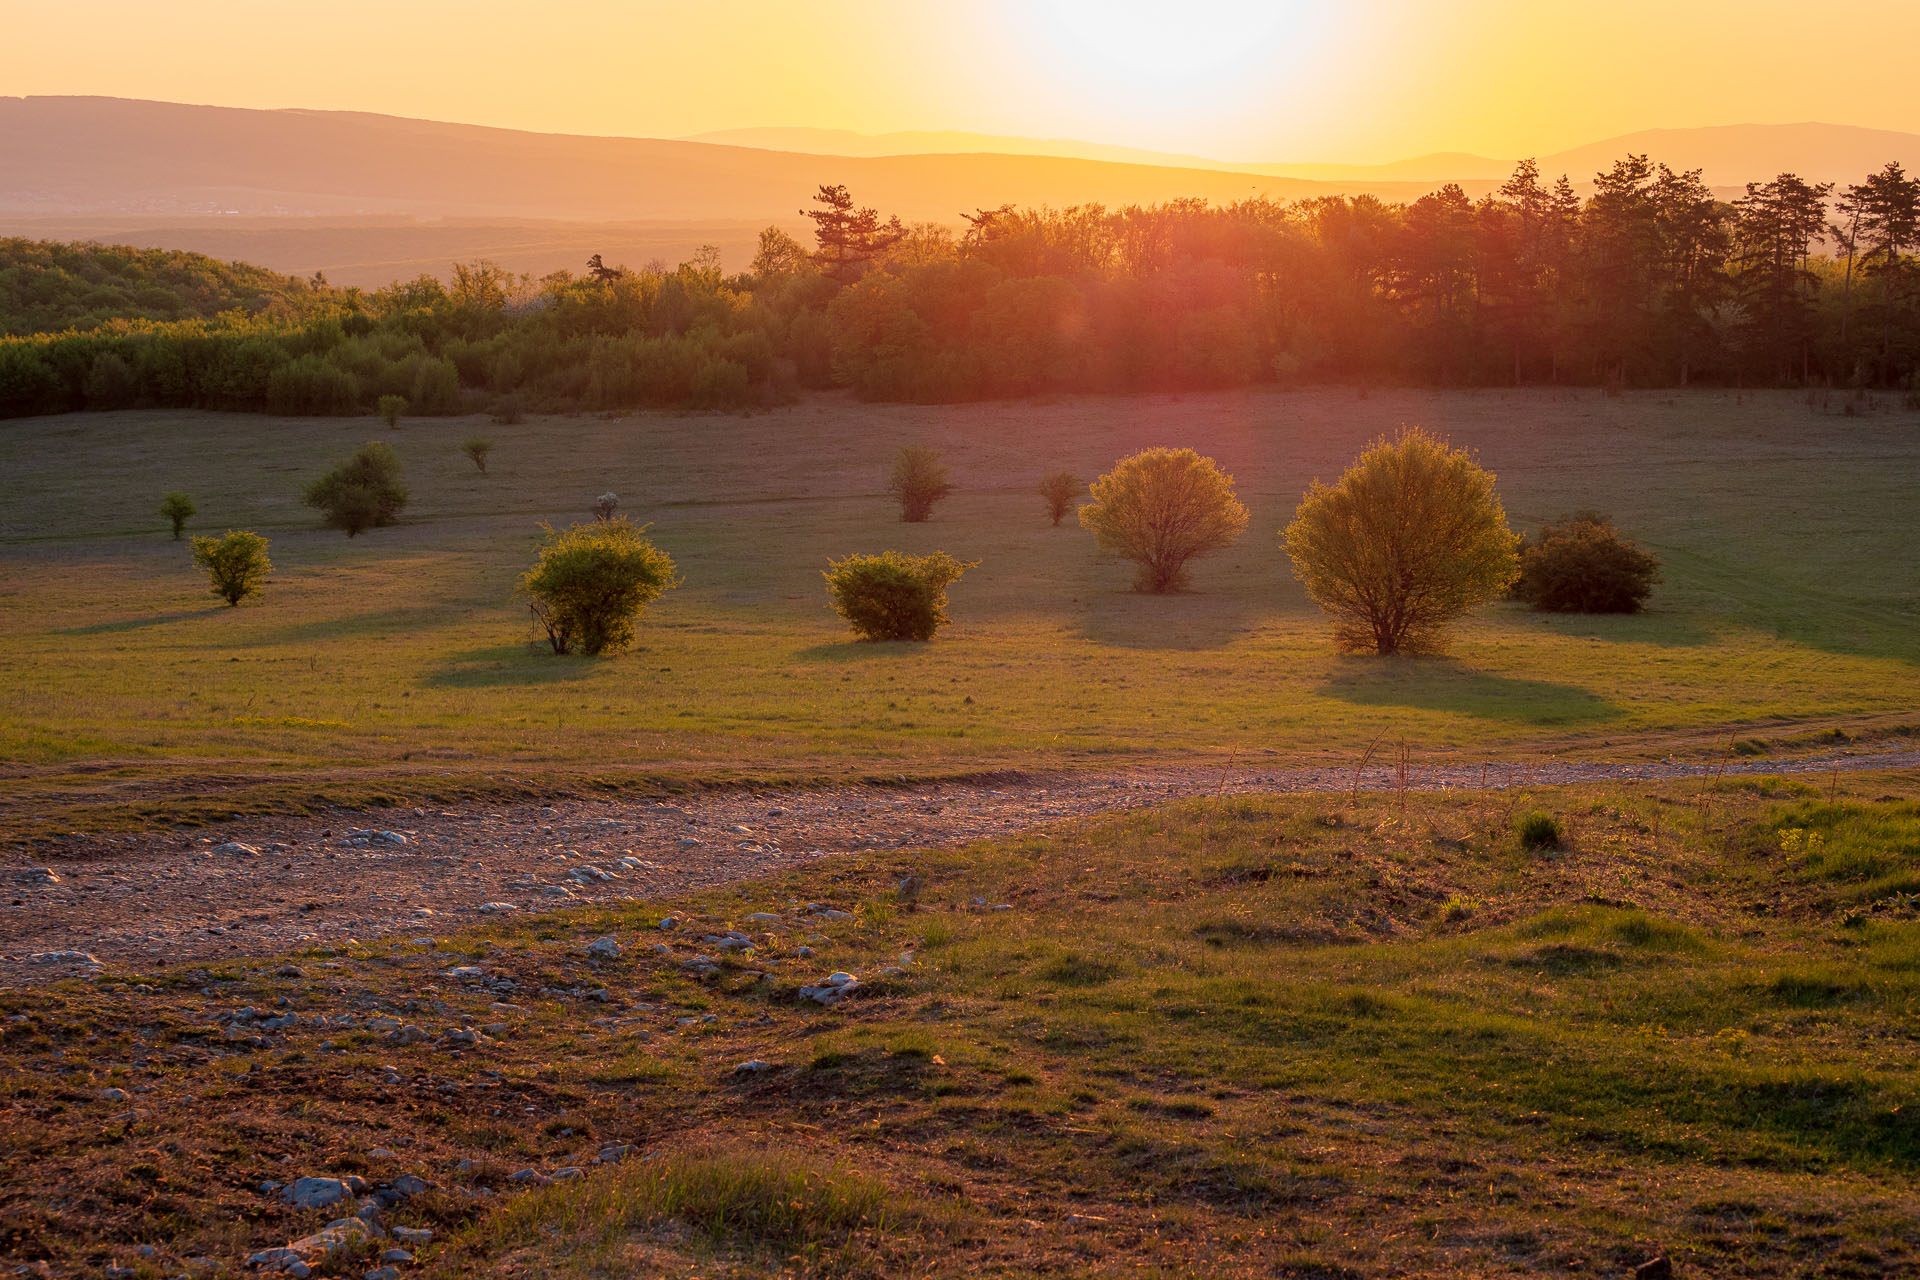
[1537,122,1918,188]
[0,96,1456,226]
[688,126,1506,183]
[4,98,1913,288]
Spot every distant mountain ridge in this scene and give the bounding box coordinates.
[3,98,1915,288]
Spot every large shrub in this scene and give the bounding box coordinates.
[823,550,975,642]
[518,518,680,655]
[304,441,409,537]
[190,530,271,606]
[1512,512,1661,613]
[1078,447,1248,592]
[1284,428,1519,654]
[888,445,952,522]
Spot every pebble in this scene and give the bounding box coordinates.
[28,950,100,966]
[15,867,60,884]
[390,1227,432,1246]
[345,830,408,846]
[280,1176,363,1209]
[477,902,516,914]
[100,1087,129,1102]
[584,935,623,960]
[732,1059,773,1076]
[363,1268,401,1280]
[596,1144,634,1164]
[210,842,260,857]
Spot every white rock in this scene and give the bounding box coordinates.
[477,902,516,914]
[584,936,623,960]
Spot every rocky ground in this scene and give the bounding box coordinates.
[6,745,1915,986]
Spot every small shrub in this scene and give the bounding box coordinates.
[1037,471,1079,527]
[1516,811,1563,851]
[377,394,407,429]
[824,550,975,642]
[1512,511,1661,613]
[1080,447,1248,592]
[593,492,619,522]
[304,442,409,537]
[462,437,494,473]
[190,530,271,606]
[889,445,952,522]
[518,517,680,656]
[490,395,525,425]
[158,491,196,540]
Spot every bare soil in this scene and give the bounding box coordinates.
[6,745,1913,986]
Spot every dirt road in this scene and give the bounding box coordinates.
[5,746,1915,985]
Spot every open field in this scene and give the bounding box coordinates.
[6,774,1920,1277]
[2,387,1918,832]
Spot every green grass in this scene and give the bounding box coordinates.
[2,387,1918,823]
[7,777,1920,1276]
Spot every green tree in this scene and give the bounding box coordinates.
[1513,512,1661,613]
[158,491,196,540]
[1079,448,1248,592]
[1733,173,1834,382]
[1283,428,1520,654]
[824,550,975,642]
[803,185,905,285]
[518,518,679,656]
[190,530,271,606]
[377,394,407,428]
[1037,472,1080,526]
[889,445,953,522]
[304,442,409,537]
[462,436,493,473]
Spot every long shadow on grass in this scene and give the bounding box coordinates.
[55,608,220,635]
[1516,606,1716,648]
[1320,658,1624,725]
[251,605,457,646]
[1073,588,1265,652]
[422,644,599,688]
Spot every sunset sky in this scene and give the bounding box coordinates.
[6,0,1918,162]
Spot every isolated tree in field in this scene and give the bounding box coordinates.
[518,518,680,656]
[889,446,952,522]
[304,442,409,537]
[1038,471,1079,526]
[824,550,975,642]
[1513,512,1661,613]
[1079,448,1248,592]
[191,530,271,606]
[1284,428,1520,655]
[377,394,407,429]
[158,491,196,540]
[593,492,619,522]
[462,436,493,473]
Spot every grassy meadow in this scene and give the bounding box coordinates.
[6,775,1920,1276]
[2,387,1918,826]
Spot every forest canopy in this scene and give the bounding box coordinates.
[1,160,1915,421]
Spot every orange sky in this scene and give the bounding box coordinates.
[5,1,1918,162]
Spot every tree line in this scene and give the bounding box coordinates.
[1,157,1916,421]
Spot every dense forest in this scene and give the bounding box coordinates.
[1,156,1916,420]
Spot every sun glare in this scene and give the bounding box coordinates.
[1013,0,1308,89]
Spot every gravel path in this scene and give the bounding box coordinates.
[5,746,1916,986]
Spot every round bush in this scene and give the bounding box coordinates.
[824,550,975,642]
[304,441,409,536]
[1079,448,1247,592]
[190,530,271,607]
[1513,513,1661,613]
[518,518,680,656]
